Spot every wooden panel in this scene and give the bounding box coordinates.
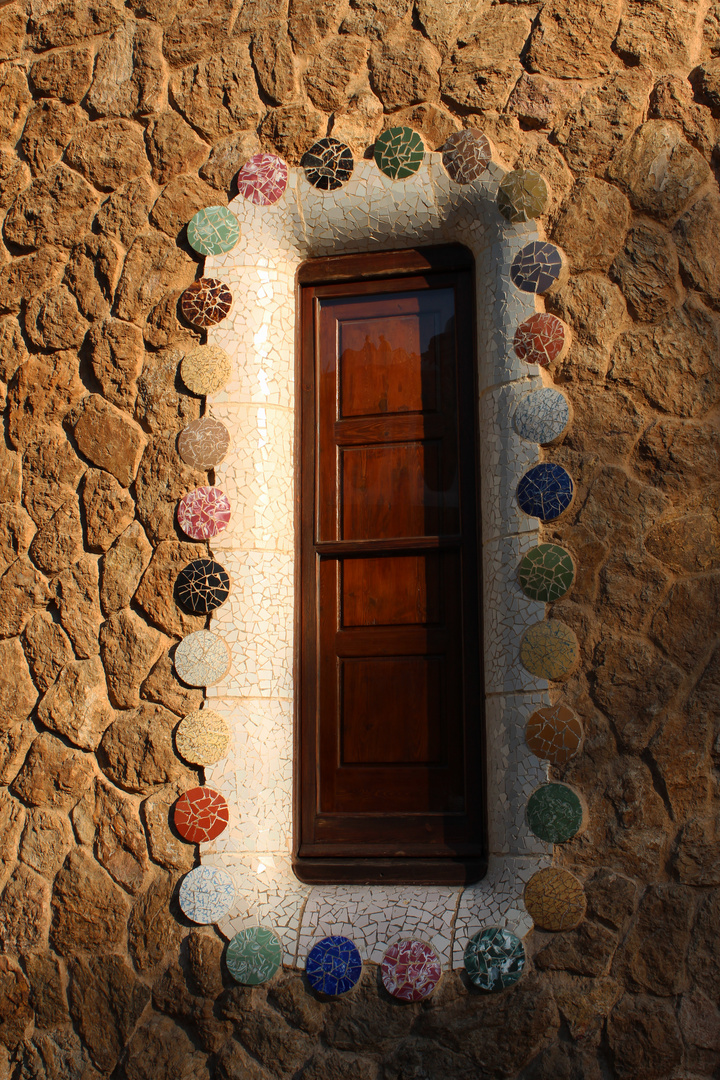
[341,442,445,540]
[342,554,441,627]
[339,312,439,417]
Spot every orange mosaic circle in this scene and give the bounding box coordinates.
[525,705,583,764]
[524,867,586,932]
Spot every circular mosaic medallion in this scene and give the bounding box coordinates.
[497,168,548,223]
[525,704,583,765]
[513,388,570,446]
[178,415,231,469]
[519,619,579,681]
[180,346,231,397]
[302,137,354,191]
[510,242,566,294]
[181,278,233,328]
[179,865,235,924]
[174,785,229,843]
[514,312,570,368]
[380,939,441,1002]
[305,936,362,996]
[175,708,230,766]
[440,128,492,184]
[187,205,240,256]
[374,126,425,180]
[236,152,288,205]
[176,558,231,614]
[518,543,574,603]
[516,463,574,521]
[177,486,231,540]
[226,927,282,985]
[524,867,586,932]
[174,630,231,687]
[527,783,584,844]
[464,927,525,991]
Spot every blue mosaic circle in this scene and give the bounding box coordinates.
[510,242,564,294]
[464,927,525,991]
[513,388,570,445]
[306,936,362,996]
[186,206,240,256]
[179,866,235,924]
[517,463,574,521]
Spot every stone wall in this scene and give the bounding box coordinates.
[0,0,719,1076]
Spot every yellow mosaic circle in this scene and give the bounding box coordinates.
[519,619,579,681]
[524,867,586,931]
[175,709,230,766]
[180,345,231,397]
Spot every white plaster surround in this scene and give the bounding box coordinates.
[197,152,555,969]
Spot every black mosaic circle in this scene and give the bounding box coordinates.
[302,137,354,191]
[510,242,564,294]
[176,559,231,615]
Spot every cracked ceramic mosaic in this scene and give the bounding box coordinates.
[517,463,574,521]
[497,169,548,223]
[463,927,525,991]
[526,783,584,844]
[178,486,232,541]
[510,242,565,294]
[180,346,231,397]
[381,939,441,1001]
[181,278,233,328]
[525,705,583,764]
[524,867,586,932]
[226,926,282,985]
[176,558,231,614]
[306,936,362,996]
[518,544,574,603]
[178,416,231,469]
[513,313,569,367]
[179,865,236,924]
[374,126,425,179]
[519,620,579,681]
[303,138,354,191]
[236,152,288,205]
[174,630,231,687]
[174,785,230,843]
[513,388,570,446]
[175,708,230,766]
[187,206,241,256]
[440,129,492,184]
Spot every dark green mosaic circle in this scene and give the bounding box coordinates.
[464,927,525,991]
[526,783,583,844]
[518,544,574,603]
[374,126,425,180]
[226,926,282,985]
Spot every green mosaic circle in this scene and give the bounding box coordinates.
[464,927,525,991]
[226,926,282,985]
[187,206,241,256]
[519,619,578,681]
[497,169,548,223]
[374,126,425,180]
[526,783,584,844]
[518,544,574,603]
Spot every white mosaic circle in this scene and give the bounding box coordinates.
[513,388,570,445]
[174,630,231,687]
[179,866,236,924]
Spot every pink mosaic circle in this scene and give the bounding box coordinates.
[236,152,288,206]
[513,312,569,367]
[177,486,231,540]
[381,939,441,1002]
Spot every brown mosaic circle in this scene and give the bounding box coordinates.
[526,705,583,765]
[440,128,492,184]
[178,416,231,468]
[180,346,231,397]
[524,867,586,932]
[181,277,232,328]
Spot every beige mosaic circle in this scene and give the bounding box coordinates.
[526,704,583,764]
[519,619,579,681]
[175,709,231,766]
[180,346,231,397]
[524,867,586,931]
[178,416,231,470]
[174,630,231,687]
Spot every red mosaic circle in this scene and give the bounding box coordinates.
[236,152,288,205]
[174,785,229,843]
[177,486,232,540]
[513,312,568,367]
[380,939,441,1002]
[180,278,233,329]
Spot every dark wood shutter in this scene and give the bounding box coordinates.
[296,247,486,885]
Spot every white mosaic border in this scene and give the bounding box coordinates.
[199,154,553,968]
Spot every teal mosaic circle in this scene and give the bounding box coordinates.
[374,127,425,180]
[518,544,575,603]
[187,206,240,256]
[464,927,525,991]
[226,926,282,985]
[526,783,584,843]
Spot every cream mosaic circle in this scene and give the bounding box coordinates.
[174,630,231,687]
[175,708,231,766]
[519,619,579,681]
[524,867,586,932]
[180,346,231,397]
